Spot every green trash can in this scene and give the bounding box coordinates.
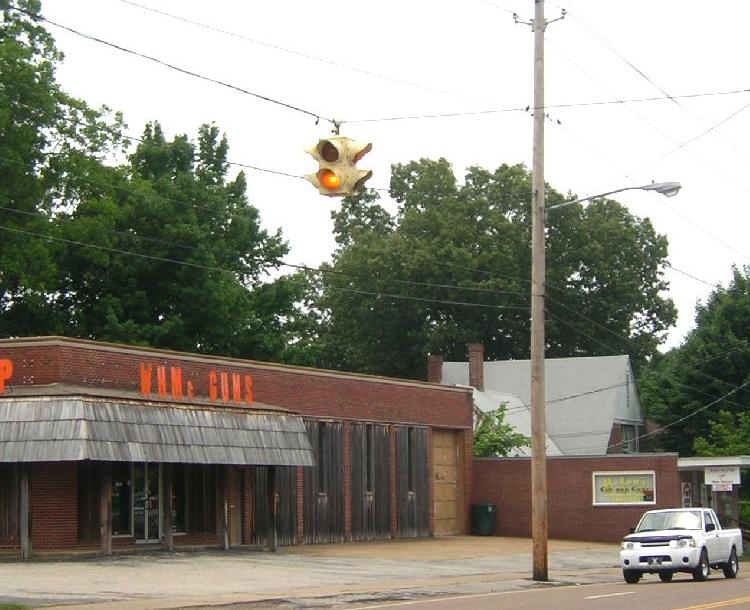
[471,503,497,536]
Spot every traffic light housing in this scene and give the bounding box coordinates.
[305,136,372,196]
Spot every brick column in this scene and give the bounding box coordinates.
[426,355,443,383]
[468,343,484,390]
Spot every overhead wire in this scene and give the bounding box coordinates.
[12,5,750,261]
[6,1,750,450]
[8,4,334,127]
[116,0,506,109]
[0,219,532,312]
[7,97,734,345]
[558,4,750,163]
[2,195,746,448]
[345,88,750,124]
[545,40,750,262]
[665,263,722,289]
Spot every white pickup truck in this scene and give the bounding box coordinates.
[620,507,742,583]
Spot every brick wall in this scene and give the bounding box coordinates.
[0,338,476,551]
[472,454,681,542]
[0,339,473,430]
[31,463,78,549]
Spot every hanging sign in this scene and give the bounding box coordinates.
[712,482,733,492]
[705,466,740,486]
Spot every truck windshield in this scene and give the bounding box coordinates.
[637,510,702,532]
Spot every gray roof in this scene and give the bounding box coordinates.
[473,390,563,456]
[443,355,643,455]
[0,396,314,466]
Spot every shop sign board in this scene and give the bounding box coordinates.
[704,466,740,485]
[592,471,656,506]
[712,482,733,492]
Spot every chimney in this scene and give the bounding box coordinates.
[427,354,443,384]
[468,343,484,390]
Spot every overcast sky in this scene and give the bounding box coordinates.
[38,0,750,351]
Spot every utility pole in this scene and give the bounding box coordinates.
[530,0,548,583]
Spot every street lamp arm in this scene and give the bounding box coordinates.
[545,181,682,216]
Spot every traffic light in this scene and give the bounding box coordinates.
[305,136,372,196]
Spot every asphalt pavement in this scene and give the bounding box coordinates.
[0,536,623,609]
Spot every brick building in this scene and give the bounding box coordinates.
[0,337,474,558]
[473,454,681,542]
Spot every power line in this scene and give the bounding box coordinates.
[630,98,750,177]
[9,4,332,126]
[612,378,750,451]
[546,296,750,413]
[345,88,750,123]
[560,5,750,163]
[284,261,529,301]
[116,0,505,109]
[0,195,531,304]
[666,262,722,289]
[547,39,750,262]
[3,209,748,447]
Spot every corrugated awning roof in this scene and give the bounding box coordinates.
[0,396,314,466]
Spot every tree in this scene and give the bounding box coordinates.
[693,410,750,456]
[0,0,123,336]
[639,266,750,456]
[315,159,675,379]
[473,404,530,457]
[54,122,312,360]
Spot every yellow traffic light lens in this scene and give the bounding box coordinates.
[318,169,341,190]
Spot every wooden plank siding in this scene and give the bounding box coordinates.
[396,426,430,538]
[0,398,314,467]
[251,466,297,547]
[303,420,344,544]
[0,463,19,545]
[351,423,391,541]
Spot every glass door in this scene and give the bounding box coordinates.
[133,463,161,542]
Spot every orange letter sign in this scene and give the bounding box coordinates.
[0,359,13,393]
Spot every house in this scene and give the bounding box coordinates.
[428,343,646,455]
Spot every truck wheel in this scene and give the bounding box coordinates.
[722,547,739,579]
[623,569,641,584]
[658,571,673,582]
[692,549,710,582]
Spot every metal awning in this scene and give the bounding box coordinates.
[0,396,314,466]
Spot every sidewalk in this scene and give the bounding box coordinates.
[0,537,621,609]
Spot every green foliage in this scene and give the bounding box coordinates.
[316,159,675,378]
[0,0,123,336]
[0,5,317,363]
[693,410,750,456]
[639,266,750,455]
[473,404,530,457]
[53,122,309,360]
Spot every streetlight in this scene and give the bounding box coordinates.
[545,182,682,216]
[529,180,681,581]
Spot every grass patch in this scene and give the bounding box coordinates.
[0,604,26,610]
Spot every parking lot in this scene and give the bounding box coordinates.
[0,537,621,609]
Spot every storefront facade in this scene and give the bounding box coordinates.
[0,337,474,558]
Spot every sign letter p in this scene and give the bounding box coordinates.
[0,359,13,393]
